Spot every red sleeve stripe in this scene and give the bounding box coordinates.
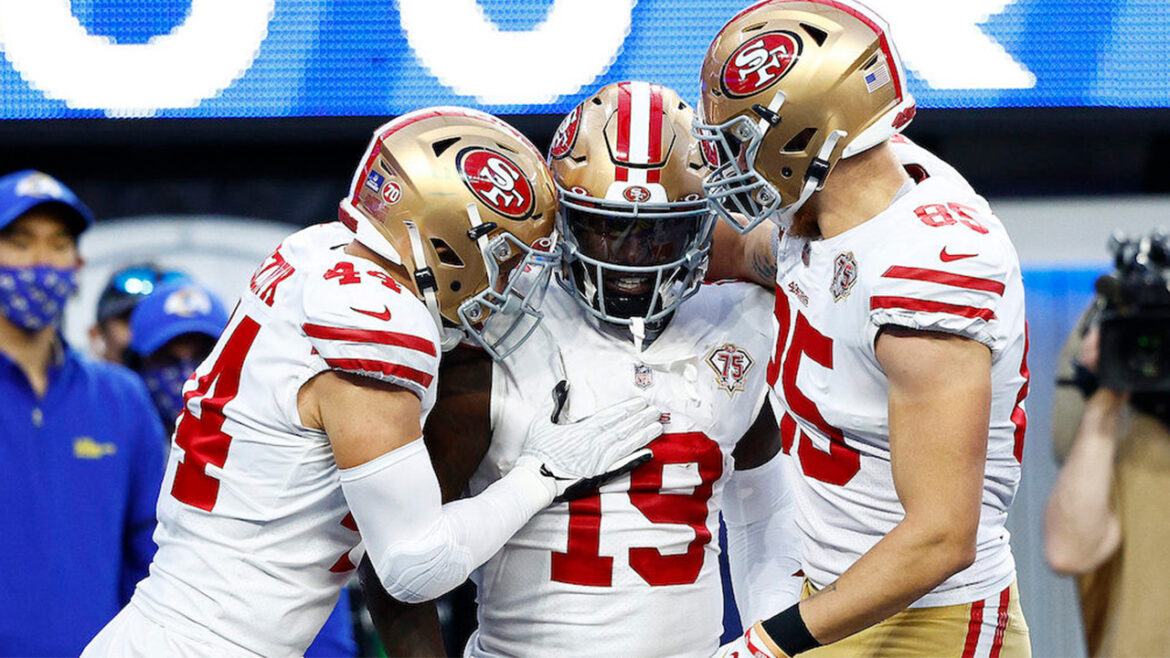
[325,358,434,388]
[882,266,1005,296]
[871,296,996,321]
[303,323,436,356]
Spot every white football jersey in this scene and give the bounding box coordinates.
[467,281,775,658]
[131,222,441,657]
[768,140,1028,608]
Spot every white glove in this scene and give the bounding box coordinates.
[714,626,785,658]
[518,381,661,502]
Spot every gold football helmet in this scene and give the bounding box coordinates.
[548,81,714,343]
[694,0,916,233]
[338,107,559,359]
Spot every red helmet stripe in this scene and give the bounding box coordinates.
[615,82,632,182]
[647,83,664,184]
[350,140,383,206]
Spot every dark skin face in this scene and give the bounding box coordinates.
[574,214,703,299]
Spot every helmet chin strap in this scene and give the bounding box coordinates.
[630,316,647,353]
[404,220,463,352]
[464,203,494,269]
[776,129,848,227]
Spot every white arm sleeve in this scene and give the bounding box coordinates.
[723,452,803,626]
[339,438,554,603]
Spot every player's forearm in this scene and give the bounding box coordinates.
[357,557,448,657]
[340,439,553,604]
[794,515,975,645]
[725,455,802,623]
[1044,389,1125,574]
[709,219,776,287]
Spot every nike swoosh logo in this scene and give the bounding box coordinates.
[350,306,392,321]
[539,465,571,481]
[940,247,978,262]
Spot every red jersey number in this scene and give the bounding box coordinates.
[171,316,261,511]
[551,431,723,587]
[767,288,861,486]
[914,203,989,235]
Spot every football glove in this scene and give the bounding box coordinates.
[518,380,660,502]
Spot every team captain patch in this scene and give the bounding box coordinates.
[706,343,754,397]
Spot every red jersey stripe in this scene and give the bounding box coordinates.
[962,598,985,658]
[329,553,356,573]
[882,266,1006,296]
[870,296,997,321]
[325,358,434,388]
[988,586,1012,658]
[303,323,437,356]
[1012,326,1030,462]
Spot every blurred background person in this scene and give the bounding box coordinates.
[124,281,228,427]
[0,170,167,655]
[90,263,189,364]
[123,279,360,657]
[1045,232,1170,656]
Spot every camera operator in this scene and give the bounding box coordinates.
[1045,232,1170,657]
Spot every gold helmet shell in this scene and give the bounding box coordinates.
[548,82,715,335]
[695,0,916,232]
[339,107,559,358]
[549,81,709,205]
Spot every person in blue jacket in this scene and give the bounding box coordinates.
[0,170,168,656]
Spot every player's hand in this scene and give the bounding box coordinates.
[517,381,660,503]
[713,626,789,658]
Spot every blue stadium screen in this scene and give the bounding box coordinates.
[0,0,1161,119]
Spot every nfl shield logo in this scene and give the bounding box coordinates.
[830,251,858,301]
[706,344,755,397]
[634,363,654,389]
[364,170,385,192]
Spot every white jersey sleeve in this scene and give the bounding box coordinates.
[300,257,441,406]
[862,204,1019,354]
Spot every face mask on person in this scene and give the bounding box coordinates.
[140,357,200,424]
[0,265,78,332]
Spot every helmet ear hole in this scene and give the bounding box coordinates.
[782,128,817,154]
[430,238,465,267]
[781,167,794,178]
[432,137,460,158]
[799,23,828,46]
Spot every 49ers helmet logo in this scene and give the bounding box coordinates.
[623,185,651,203]
[457,147,535,220]
[721,31,803,99]
[549,104,582,159]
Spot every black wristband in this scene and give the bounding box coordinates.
[761,604,821,656]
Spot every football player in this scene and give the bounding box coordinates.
[695,2,1032,656]
[365,82,803,658]
[83,108,662,657]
